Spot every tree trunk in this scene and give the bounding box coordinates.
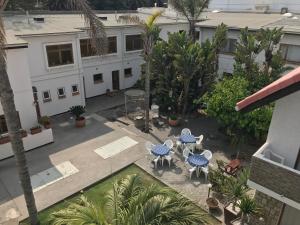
[182,79,190,117]
[189,20,196,42]
[0,33,39,225]
[144,59,150,133]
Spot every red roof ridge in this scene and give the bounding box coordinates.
[236,67,300,111]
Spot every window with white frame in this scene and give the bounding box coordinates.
[57,87,66,99]
[46,44,74,67]
[93,73,103,84]
[71,84,80,96]
[280,44,300,63]
[80,37,117,57]
[220,38,237,54]
[42,90,51,102]
[126,35,143,52]
[124,68,132,78]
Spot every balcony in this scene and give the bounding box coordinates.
[248,143,300,207]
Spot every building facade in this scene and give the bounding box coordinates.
[236,67,300,225]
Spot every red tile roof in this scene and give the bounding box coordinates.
[236,67,300,111]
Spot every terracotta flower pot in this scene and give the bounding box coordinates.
[43,123,51,129]
[75,117,86,128]
[206,197,219,210]
[168,118,179,127]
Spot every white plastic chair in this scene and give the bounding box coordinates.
[183,147,192,162]
[188,143,196,153]
[188,166,197,179]
[201,150,213,161]
[164,150,175,167]
[164,139,174,149]
[196,135,204,150]
[145,141,160,169]
[201,166,209,182]
[181,128,191,136]
[145,141,154,152]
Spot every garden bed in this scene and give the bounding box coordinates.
[20,164,220,225]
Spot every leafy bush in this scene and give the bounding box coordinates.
[70,105,86,120]
[39,116,50,125]
[202,76,272,141]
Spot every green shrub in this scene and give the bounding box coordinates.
[70,105,86,120]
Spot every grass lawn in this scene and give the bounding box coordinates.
[20,164,220,225]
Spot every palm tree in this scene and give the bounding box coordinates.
[119,11,162,133]
[0,1,106,224]
[169,0,210,42]
[172,32,202,116]
[50,174,207,225]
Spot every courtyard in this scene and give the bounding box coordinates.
[0,93,257,225]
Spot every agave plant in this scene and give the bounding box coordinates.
[50,174,207,225]
[238,195,259,225]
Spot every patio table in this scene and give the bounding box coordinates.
[151,144,170,157]
[187,154,209,167]
[180,134,196,144]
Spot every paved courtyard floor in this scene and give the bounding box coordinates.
[0,93,257,225]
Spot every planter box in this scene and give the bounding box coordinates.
[0,136,10,144]
[30,127,42,135]
[168,119,179,126]
[224,203,240,225]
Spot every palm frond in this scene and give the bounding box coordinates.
[145,10,162,27]
[67,0,107,55]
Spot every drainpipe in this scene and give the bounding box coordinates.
[75,33,85,107]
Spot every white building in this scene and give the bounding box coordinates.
[236,67,300,225]
[208,0,300,13]
[196,11,300,75]
[0,10,188,160]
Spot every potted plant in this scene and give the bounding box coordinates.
[235,196,259,225]
[30,125,42,135]
[70,105,86,128]
[0,134,10,144]
[39,116,51,129]
[168,114,179,126]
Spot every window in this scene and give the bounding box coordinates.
[80,37,117,57]
[46,44,74,67]
[280,44,300,63]
[108,36,117,54]
[72,84,80,96]
[124,68,132,77]
[42,90,51,102]
[195,31,200,40]
[126,35,143,52]
[0,115,8,135]
[57,87,66,99]
[221,38,237,54]
[93,73,103,84]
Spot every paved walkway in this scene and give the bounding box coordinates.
[0,100,257,224]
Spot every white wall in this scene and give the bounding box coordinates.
[0,48,38,130]
[267,90,300,168]
[208,0,300,13]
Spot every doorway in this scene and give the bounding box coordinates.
[112,70,120,90]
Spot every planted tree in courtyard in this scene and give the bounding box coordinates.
[0,0,106,224]
[50,174,207,225]
[169,0,210,42]
[119,11,162,133]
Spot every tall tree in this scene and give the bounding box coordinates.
[169,0,209,42]
[0,0,106,224]
[50,174,206,225]
[119,11,162,133]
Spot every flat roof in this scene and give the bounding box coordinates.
[3,11,187,46]
[236,67,300,112]
[197,12,287,31]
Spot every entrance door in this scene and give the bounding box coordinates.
[112,70,120,90]
[32,86,41,120]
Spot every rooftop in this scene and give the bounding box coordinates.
[236,67,300,112]
[3,11,187,46]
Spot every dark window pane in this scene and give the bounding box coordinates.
[124,68,132,77]
[108,36,117,54]
[58,88,65,96]
[72,85,78,93]
[93,73,103,83]
[221,39,237,54]
[126,35,143,51]
[46,44,74,67]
